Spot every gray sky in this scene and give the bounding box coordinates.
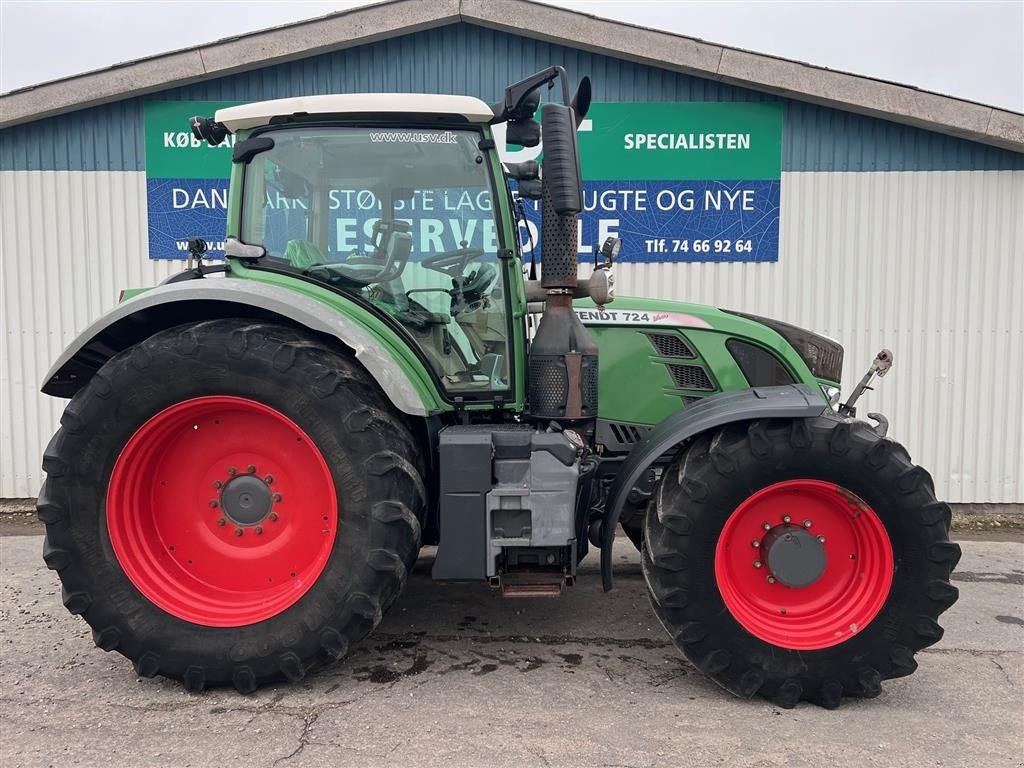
[1,0,1022,111]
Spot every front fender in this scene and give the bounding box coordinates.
[601,384,825,591]
[42,278,442,416]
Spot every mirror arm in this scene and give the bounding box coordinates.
[491,66,572,124]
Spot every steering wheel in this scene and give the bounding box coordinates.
[421,242,486,277]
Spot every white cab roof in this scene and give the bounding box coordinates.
[216,93,493,131]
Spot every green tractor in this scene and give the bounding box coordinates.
[38,69,959,708]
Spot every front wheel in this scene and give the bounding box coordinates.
[642,415,960,708]
[38,319,426,692]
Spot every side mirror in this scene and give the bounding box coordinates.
[540,103,582,216]
[570,76,592,127]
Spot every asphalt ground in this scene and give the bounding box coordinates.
[1,530,1022,768]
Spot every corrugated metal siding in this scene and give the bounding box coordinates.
[601,170,1024,504]
[3,23,1023,173]
[2,168,1021,501]
[0,171,179,496]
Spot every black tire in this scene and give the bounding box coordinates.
[38,319,426,693]
[642,415,960,709]
[619,510,645,551]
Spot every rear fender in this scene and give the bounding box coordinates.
[601,384,825,591]
[41,279,442,416]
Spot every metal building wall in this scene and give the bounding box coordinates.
[3,168,1021,501]
[2,22,1022,501]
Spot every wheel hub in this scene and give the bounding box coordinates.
[220,474,273,526]
[715,479,894,650]
[106,396,338,627]
[761,524,826,587]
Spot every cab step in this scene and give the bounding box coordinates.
[493,571,572,598]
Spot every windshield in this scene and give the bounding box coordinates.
[241,126,510,394]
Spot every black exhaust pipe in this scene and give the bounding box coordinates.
[527,103,598,424]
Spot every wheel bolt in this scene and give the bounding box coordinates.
[234,528,244,537]
[803,519,812,528]
[209,500,219,508]
[751,539,760,548]
[767,575,776,584]
[753,560,763,569]
[247,464,257,474]
[762,522,771,531]
[254,526,263,535]
[818,535,826,544]
[227,467,237,476]
[264,475,275,485]
[216,518,226,527]
[269,512,279,522]
[272,493,282,502]
[212,480,223,489]
[782,515,791,523]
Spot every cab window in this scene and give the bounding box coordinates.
[241,126,510,393]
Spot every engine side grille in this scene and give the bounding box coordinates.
[595,420,652,452]
[667,364,714,391]
[646,333,695,359]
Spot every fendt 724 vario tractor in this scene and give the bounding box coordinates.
[38,69,960,708]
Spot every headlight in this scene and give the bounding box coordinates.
[725,311,844,383]
[820,384,842,408]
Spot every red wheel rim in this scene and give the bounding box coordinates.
[714,479,893,650]
[107,396,337,627]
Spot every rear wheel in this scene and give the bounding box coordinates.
[38,319,425,692]
[642,415,960,708]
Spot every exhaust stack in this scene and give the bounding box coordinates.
[527,103,598,425]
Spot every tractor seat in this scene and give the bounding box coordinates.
[295,221,413,285]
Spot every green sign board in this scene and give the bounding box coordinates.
[578,101,782,180]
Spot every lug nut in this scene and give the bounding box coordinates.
[803,519,812,528]
[751,539,760,548]
[272,493,282,502]
[216,518,226,527]
[762,522,771,531]
[818,535,826,544]
[753,560,763,569]
[254,526,263,535]
[247,464,257,474]
[212,480,223,489]
[264,475,275,485]
[782,515,791,524]
[209,500,219,508]
[234,528,244,537]
[269,512,279,522]
[227,467,237,476]
[767,575,776,584]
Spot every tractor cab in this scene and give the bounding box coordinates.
[218,95,514,393]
